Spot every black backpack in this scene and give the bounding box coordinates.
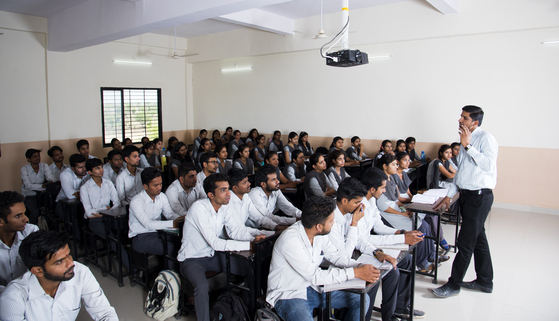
[210,292,250,321]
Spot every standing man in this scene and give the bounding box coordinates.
[431,105,498,297]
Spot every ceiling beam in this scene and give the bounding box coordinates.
[425,0,459,15]
[215,8,294,35]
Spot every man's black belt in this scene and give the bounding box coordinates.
[459,188,492,195]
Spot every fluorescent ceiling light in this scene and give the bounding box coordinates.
[221,65,252,72]
[113,60,152,65]
[542,41,559,45]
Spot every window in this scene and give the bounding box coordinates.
[101,88,162,147]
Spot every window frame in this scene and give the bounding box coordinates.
[101,87,163,148]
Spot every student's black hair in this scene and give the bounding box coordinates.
[19,230,71,270]
[69,153,86,168]
[85,158,103,172]
[167,136,178,150]
[256,165,276,187]
[438,144,452,160]
[200,152,218,168]
[291,149,304,162]
[122,145,140,161]
[395,151,409,163]
[141,167,162,185]
[380,139,392,152]
[76,139,89,150]
[299,131,311,149]
[123,138,132,145]
[451,142,461,149]
[107,149,122,162]
[376,153,397,170]
[264,151,277,162]
[336,177,367,202]
[233,130,241,136]
[228,168,248,189]
[301,196,336,229]
[152,138,161,146]
[256,134,265,144]
[225,126,233,132]
[247,128,258,141]
[25,148,40,159]
[233,144,249,160]
[287,131,298,143]
[361,167,388,190]
[351,136,360,144]
[0,191,25,223]
[462,105,484,126]
[197,138,211,153]
[178,163,197,178]
[309,152,323,167]
[215,144,227,157]
[141,142,155,155]
[141,136,149,144]
[326,149,344,168]
[330,136,343,148]
[396,139,406,150]
[199,129,207,135]
[47,146,62,158]
[203,173,229,196]
[212,130,221,139]
[172,142,190,163]
[110,138,120,148]
[405,137,416,145]
[273,130,281,137]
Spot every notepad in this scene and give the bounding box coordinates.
[423,188,449,198]
[323,278,366,292]
[379,244,409,251]
[411,194,438,204]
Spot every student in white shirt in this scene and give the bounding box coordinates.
[21,149,56,224]
[249,165,301,226]
[267,196,379,321]
[0,191,39,294]
[178,173,264,321]
[165,163,206,216]
[80,158,129,269]
[116,145,143,206]
[77,139,96,159]
[103,150,123,185]
[47,146,70,181]
[55,154,89,218]
[195,152,218,193]
[0,231,118,321]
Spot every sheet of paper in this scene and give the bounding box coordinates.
[411,194,438,204]
[379,244,409,251]
[423,188,449,198]
[356,251,399,270]
[323,278,366,292]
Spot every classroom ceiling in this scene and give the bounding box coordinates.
[0,0,458,51]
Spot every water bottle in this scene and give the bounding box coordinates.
[161,147,167,167]
[420,151,426,164]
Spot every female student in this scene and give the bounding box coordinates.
[304,152,336,198]
[283,149,306,182]
[328,136,359,166]
[450,142,460,169]
[152,138,163,165]
[170,142,190,181]
[211,130,223,148]
[192,129,207,161]
[393,152,413,202]
[221,126,233,143]
[427,144,456,189]
[375,140,393,159]
[195,138,212,169]
[405,136,421,162]
[283,132,300,165]
[298,131,314,157]
[346,136,367,161]
[233,144,255,175]
[396,139,407,154]
[245,128,259,150]
[139,142,161,169]
[254,134,267,168]
[228,130,242,158]
[166,136,178,159]
[268,130,284,152]
[123,138,133,147]
[325,150,349,191]
[264,151,296,189]
[111,138,122,151]
[215,145,232,174]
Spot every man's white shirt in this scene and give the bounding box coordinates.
[0,224,39,294]
[116,166,143,206]
[21,163,55,196]
[248,187,301,226]
[102,163,120,186]
[80,178,120,219]
[165,179,206,216]
[128,190,179,238]
[49,163,70,182]
[56,168,89,201]
[227,193,275,239]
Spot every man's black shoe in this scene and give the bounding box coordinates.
[460,280,493,293]
[430,282,460,298]
[395,306,426,319]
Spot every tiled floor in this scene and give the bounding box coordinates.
[77,207,559,321]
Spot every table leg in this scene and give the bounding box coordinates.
[360,292,366,321]
[116,217,124,287]
[433,214,441,284]
[105,217,113,277]
[161,232,169,270]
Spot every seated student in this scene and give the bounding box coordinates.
[221,126,233,144]
[0,191,39,294]
[298,131,314,157]
[227,130,242,158]
[282,132,300,165]
[141,136,150,146]
[152,138,163,166]
[395,139,407,154]
[192,129,207,161]
[283,149,306,182]
[405,137,421,163]
[139,142,161,169]
[110,138,122,152]
[55,154,89,218]
[266,196,378,321]
[227,169,286,233]
[304,153,336,198]
[165,163,206,216]
[245,128,259,151]
[211,130,223,149]
[374,140,394,163]
[77,139,96,159]
[264,151,297,190]
[116,145,143,206]
[329,136,360,166]
[128,168,183,264]
[80,158,129,270]
[215,145,232,174]
[393,152,413,203]
[169,142,190,181]
[254,134,267,168]
[427,144,456,189]
[103,150,123,185]
[123,137,133,147]
[268,130,284,153]
[47,146,69,181]
[449,142,460,170]
[249,165,302,226]
[346,136,368,161]
[178,173,264,321]
[166,136,179,159]
[195,138,212,170]
[325,149,349,191]
[233,144,255,175]
[21,149,55,224]
[196,152,219,193]
[0,231,118,321]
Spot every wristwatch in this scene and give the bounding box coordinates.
[399,229,406,234]
[373,249,384,258]
[465,144,472,151]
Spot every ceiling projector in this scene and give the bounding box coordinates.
[326,49,369,67]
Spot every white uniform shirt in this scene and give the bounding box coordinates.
[21,163,55,196]
[79,178,120,219]
[128,190,179,238]
[194,171,208,196]
[327,206,360,256]
[56,168,89,201]
[0,224,39,294]
[102,163,120,186]
[49,163,70,182]
[177,199,250,261]
[227,193,275,239]
[266,221,358,307]
[355,198,403,254]
[0,262,118,321]
[248,187,301,226]
[115,166,143,206]
[164,179,206,216]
